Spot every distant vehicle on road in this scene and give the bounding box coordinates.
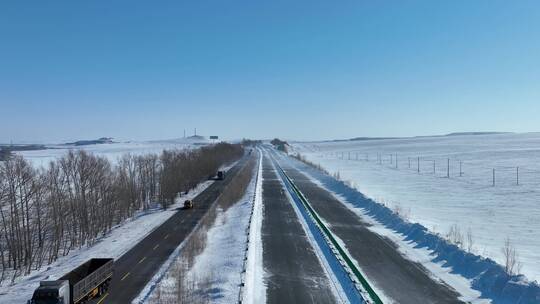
[28,258,113,304]
[208,170,226,180]
[184,199,194,209]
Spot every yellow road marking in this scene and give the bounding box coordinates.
[138,256,146,264]
[164,234,169,240]
[97,293,109,304]
[121,272,130,281]
[153,244,159,250]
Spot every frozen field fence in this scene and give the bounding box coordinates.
[317,150,540,189]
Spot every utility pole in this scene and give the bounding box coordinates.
[492,168,496,186]
[417,157,420,173]
[459,161,463,177]
[447,158,450,178]
[517,167,519,185]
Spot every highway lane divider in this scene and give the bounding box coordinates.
[238,149,263,304]
[271,155,383,304]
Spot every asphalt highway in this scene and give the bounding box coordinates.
[275,153,464,304]
[261,155,337,304]
[92,156,249,304]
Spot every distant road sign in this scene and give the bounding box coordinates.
[210,136,218,139]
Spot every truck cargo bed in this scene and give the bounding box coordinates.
[60,258,113,303]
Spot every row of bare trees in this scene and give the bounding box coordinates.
[0,143,243,283]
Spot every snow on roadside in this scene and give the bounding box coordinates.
[281,153,540,304]
[139,157,259,304]
[290,136,540,282]
[358,210,488,304]
[243,149,266,303]
[0,180,213,303]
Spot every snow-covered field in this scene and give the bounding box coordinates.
[15,137,210,167]
[0,181,213,303]
[290,133,540,282]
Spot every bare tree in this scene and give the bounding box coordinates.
[0,143,243,283]
[466,227,475,253]
[502,237,522,276]
[446,224,464,249]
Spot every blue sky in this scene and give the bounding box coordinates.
[1,1,540,142]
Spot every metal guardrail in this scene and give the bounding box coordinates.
[238,150,262,303]
[273,158,383,304]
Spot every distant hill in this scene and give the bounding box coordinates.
[0,144,47,151]
[319,132,512,143]
[147,135,210,145]
[65,137,115,146]
[444,132,511,137]
[187,135,206,140]
[348,136,398,141]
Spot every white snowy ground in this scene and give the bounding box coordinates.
[291,133,540,282]
[140,154,262,304]
[0,180,213,303]
[243,150,266,304]
[16,137,210,167]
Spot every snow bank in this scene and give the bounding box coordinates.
[291,134,540,282]
[243,149,266,303]
[283,155,540,304]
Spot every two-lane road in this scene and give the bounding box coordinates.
[94,156,249,304]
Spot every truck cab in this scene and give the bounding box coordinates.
[28,258,113,304]
[28,280,70,304]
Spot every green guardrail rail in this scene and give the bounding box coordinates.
[274,159,383,304]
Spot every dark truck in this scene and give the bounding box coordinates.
[29,258,114,304]
[216,170,225,180]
